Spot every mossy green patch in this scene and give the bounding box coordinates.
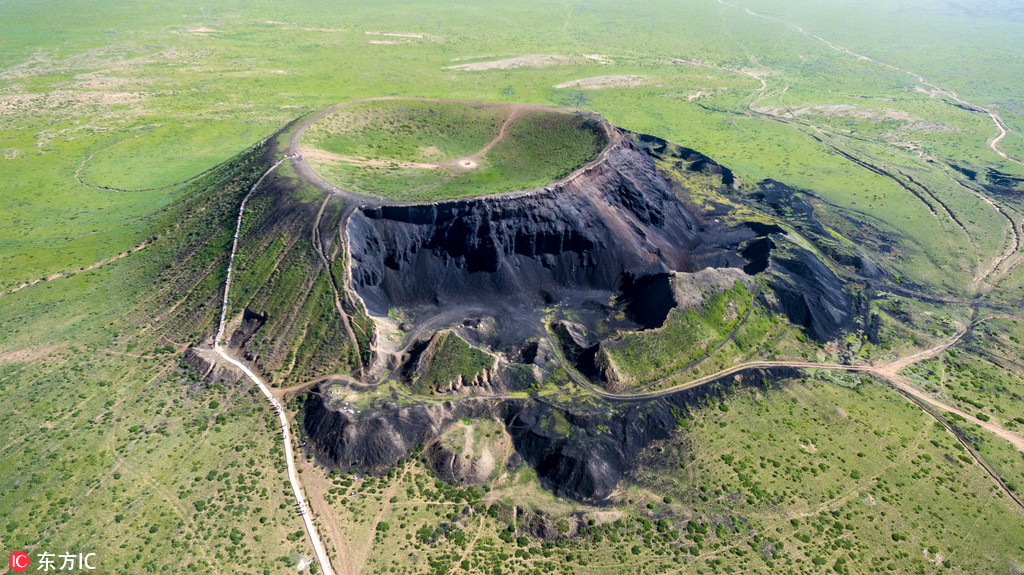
[601,282,771,387]
[414,331,494,394]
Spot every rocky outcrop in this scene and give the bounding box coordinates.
[753,180,882,279]
[671,267,754,310]
[425,421,508,484]
[503,366,800,502]
[628,131,737,187]
[427,442,490,484]
[762,246,852,341]
[347,136,702,320]
[735,217,854,342]
[303,366,799,503]
[303,393,498,472]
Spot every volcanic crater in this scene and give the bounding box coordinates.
[235,98,869,502]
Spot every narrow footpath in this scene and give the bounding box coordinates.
[213,154,336,575]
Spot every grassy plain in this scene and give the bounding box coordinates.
[3,0,1023,289]
[3,0,1024,574]
[295,375,1024,574]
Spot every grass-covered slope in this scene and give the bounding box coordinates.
[107,134,369,387]
[413,331,495,394]
[0,136,364,573]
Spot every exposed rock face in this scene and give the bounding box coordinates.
[505,366,797,502]
[346,132,857,345]
[752,180,882,279]
[425,421,507,484]
[763,246,852,341]
[347,137,701,319]
[302,119,866,503]
[427,442,488,484]
[735,218,853,342]
[303,367,799,503]
[628,131,737,187]
[227,309,266,349]
[304,393,498,472]
[671,267,754,310]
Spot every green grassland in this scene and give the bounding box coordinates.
[0,137,365,571]
[306,100,509,164]
[0,275,312,574]
[297,374,1024,574]
[3,0,1023,289]
[600,282,780,389]
[3,0,1024,573]
[900,316,1024,433]
[303,100,606,201]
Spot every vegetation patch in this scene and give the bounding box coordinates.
[414,331,494,394]
[600,282,779,387]
[301,99,606,201]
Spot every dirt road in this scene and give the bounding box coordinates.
[556,322,1024,453]
[213,154,336,575]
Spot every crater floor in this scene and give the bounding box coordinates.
[298,98,609,202]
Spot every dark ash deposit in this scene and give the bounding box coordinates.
[299,114,870,502]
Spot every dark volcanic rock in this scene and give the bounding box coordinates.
[304,117,868,503]
[763,246,852,341]
[619,272,676,329]
[228,309,266,350]
[753,180,882,279]
[628,131,736,186]
[347,137,701,320]
[304,393,498,472]
[503,366,799,502]
[304,367,798,503]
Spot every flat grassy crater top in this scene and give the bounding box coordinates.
[300,99,607,201]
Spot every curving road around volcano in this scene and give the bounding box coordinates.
[210,100,1024,575]
[551,320,1024,510]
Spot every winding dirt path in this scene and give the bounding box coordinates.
[704,0,1024,292]
[214,155,293,343]
[308,106,523,175]
[475,107,520,158]
[216,346,337,574]
[884,372,1024,453]
[0,240,151,298]
[715,0,1023,168]
[210,153,337,575]
[74,147,232,193]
